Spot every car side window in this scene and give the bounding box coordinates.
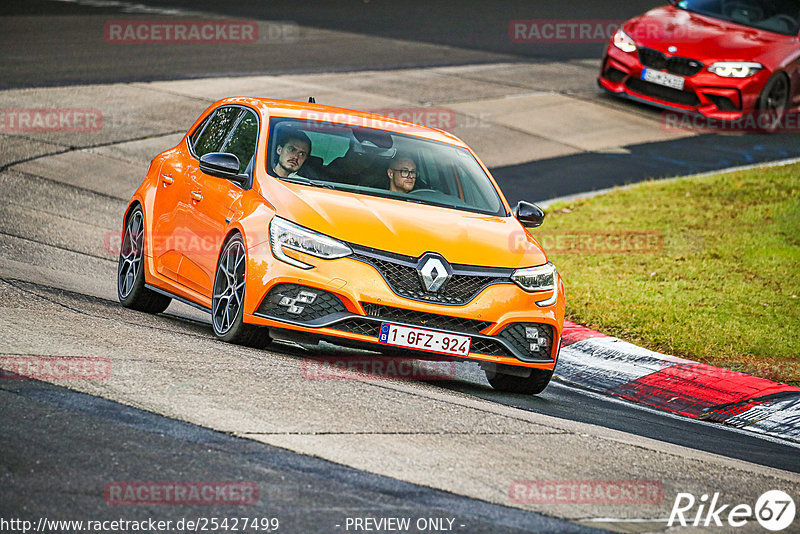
[192,107,243,158]
[189,113,212,147]
[220,110,258,174]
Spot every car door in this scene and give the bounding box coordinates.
[150,114,213,283]
[180,106,258,297]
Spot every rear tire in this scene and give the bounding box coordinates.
[211,234,271,349]
[117,206,171,313]
[485,367,553,395]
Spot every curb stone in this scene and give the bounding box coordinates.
[556,321,800,443]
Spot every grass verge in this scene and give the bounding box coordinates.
[535,162,800,386]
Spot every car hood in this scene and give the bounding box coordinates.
[625,6,795,66]
[268,182,547,269]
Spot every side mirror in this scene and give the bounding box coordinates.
[199,153,247,185]
[513,201,545,228]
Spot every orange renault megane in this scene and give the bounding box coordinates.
[117,97,564,394]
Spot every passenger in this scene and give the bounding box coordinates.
[273,130,311,178]
[387,155,418,193]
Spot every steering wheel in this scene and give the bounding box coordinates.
[408,188,438,195]
[721,1,763,21]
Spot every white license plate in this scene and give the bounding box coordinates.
[378,323,471,357]
[642,68,685,91]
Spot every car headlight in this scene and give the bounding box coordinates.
[708,62,763,78]
[612,29,637,53]
[511,262,559,306]
[269,217,352,270]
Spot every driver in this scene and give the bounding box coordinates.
[387,155,418,193]
[273,130,311,178]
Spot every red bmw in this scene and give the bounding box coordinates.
[599,0,800,125]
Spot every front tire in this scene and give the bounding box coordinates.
[117,206,171,313]
[756,73,790,132]
[485,367,553,395]
[211,234,271,348]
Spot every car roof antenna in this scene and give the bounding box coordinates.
[308,96,316,103]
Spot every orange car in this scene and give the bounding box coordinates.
[118,97,565,394]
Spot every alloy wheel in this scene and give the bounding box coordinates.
[212,237,246,335]
[118,209,144,299]
[764,76,789,112]
[759,75,789,132]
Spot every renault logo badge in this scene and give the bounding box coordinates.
[417,253,452,293]
[668,45,677,53]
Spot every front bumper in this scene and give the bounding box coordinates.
[599,44,771,120]
[242,240,564,370]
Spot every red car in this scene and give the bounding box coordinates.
[599,0,800,126]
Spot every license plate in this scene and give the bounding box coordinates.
[378,323,471,357]
[642,68,685,91]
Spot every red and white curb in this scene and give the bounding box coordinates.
[555,322,800,443]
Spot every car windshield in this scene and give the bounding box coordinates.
[265,117,506,216]
[676,0,800,35]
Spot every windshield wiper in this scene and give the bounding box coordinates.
[309,179,338,190]
[280,176,338,190]
[280,175,311,185]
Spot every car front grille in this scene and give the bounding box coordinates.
[625,77,701,107]
[638,47,704,76]
[362,303,491,334]
[334,318,381,338]
[350,245,513,305]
